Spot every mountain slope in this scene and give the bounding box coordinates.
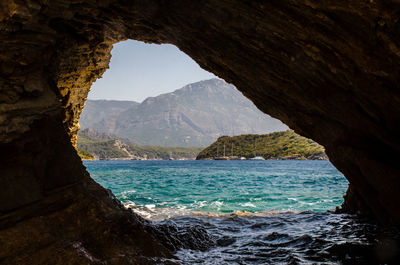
[79,99,139,130]
[196,130,327,160]
[82,79,288,146]
[77,129,203,160]
[76,147,95,160]
[77,130,131,159]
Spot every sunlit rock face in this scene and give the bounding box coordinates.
[1,0,400,263]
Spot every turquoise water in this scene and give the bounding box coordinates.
[84,160,347,216]
[84,160,400,264]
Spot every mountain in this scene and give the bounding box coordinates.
[78,128,130,142]
[77,129,202,160]
[77,130,132,159]
[79,100,139,130]
[81,78,288,146]
[196,130,327,160]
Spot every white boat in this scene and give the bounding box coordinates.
[250,137,265,160]
[250,156,265,160]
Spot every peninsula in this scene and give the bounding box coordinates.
[196,130,327,160]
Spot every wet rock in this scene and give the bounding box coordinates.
[216,235,236,247]
[151,219,216,252]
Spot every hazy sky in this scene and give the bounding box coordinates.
[88,40,216,102]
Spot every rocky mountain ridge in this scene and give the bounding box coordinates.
[79,100,139,130]
[81,79,287,146]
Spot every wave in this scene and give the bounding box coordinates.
[123,201,302,221]
[142,204,400,264]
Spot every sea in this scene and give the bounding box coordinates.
[84,160,399,264]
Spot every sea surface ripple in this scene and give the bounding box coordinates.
[84,160,400,264]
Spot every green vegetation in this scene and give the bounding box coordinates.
[77,133,130,159]
[77,129,325,160]
[196,130,326,160]
[76,147,95,160]
[127,145,203,160]
[77,129,203,160]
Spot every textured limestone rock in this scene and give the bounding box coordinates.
[1,0,400,263]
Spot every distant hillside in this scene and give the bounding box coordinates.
[77,130,131,159]
[77,129,203,160]
[76,147,95,160]
[196,130,327,160]
[79,99,139,130]
[79,128,131,142]
[81,79,288,146]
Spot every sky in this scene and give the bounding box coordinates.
[88,40,216,102]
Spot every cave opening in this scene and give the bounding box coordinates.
[78,39,348,216]
[2,1,400,263]
[72,40,379,263]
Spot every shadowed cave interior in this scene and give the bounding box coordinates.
[1,0,400,264]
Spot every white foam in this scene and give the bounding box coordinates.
[124,201,136,207]
[121,189,136,195]
[211,201,224,211]
[240,202,256,208]
[123,202,303,221]
[213,201,223,207]
[192,200,208,208]
[145,204,156,210]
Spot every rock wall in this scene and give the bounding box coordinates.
[1,0,400,262]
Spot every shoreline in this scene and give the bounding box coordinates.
[83,157,329,161]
